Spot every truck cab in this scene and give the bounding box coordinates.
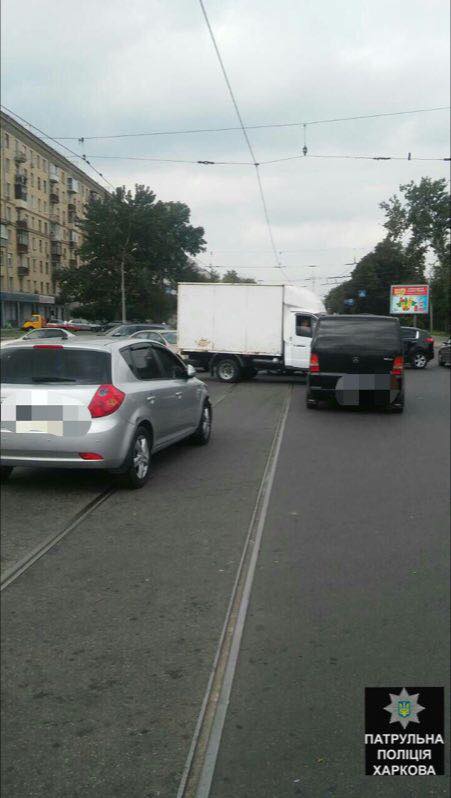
[21,314,46,331]
[283,311,320,371]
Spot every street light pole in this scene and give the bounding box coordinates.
[120,256,126,323]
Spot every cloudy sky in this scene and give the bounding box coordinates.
[1,0,449,295]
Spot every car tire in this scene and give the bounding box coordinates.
[0,466,13,481]
[120,426,152,489]
[189,402,212,445]
[410,350,428,369]
[306,394,319,409]
[216,358,242,383]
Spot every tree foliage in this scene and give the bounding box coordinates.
[326,177,450,329]
[55,185,206,321]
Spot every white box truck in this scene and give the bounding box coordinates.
[177,283,326,382]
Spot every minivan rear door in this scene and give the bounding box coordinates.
[315,318,401,375]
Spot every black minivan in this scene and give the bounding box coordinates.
[306,315,405,412]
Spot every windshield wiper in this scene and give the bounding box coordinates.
[32,377,78,383]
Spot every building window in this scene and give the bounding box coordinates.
[7,253,13,269]
[43,201,47,212]
[45,262,49,273]
[37,176,41,189]
[9,276,14,290]
[27,280,31,290]
[4,158,9,173]
[40,282,44,292]
[45,242,48,254]
[44,222,48,234]
[6,206,11,220]
[37,156,40,169]
[38,199,41,211]
[32,258,36,270]
[39,239,42,251]
[39,261,43,272]
[43,159,47,170]
[30,174,34,187]
[5,183,10,198]
[4,132,9,147]
[43,179,47,192]
[34,281,37,292]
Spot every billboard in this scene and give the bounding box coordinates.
[390,284,429,315]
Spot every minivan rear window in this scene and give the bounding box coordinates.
[315,318,400,351]
[0,348,111,385]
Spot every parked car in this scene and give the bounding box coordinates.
[0,339,211,488]
[1,328,75,348]
[306,315,404,412]
[106,323,167,337]
[438,337,451,367]
[401,326,434,369]
[21,314,47,331]
[130,329,179,354]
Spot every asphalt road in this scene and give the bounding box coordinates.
[1,364,449,798]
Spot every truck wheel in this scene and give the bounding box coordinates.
[216,358,241,383]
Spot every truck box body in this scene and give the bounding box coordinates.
[178,283,324,355]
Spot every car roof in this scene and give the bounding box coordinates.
[319,314,398,322]
[1,337,171,353]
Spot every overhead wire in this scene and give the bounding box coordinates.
[48,106,450,141]
[197,0,281,271]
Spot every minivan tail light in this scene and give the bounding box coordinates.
[309,353,320,373]
[88,384,125,418]
[425,336,434,343]
[391,356,404,376]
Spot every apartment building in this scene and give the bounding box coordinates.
[0,111,106,327]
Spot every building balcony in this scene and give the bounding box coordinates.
[17,265,30,277]
[51,241,62,256]
[69,258,77,267]
[67,202,76,212]
[67,178,79,193]
[50,191,60,204]
[14,152,27,164]
[1,223,8,246]
[49,165,59,183]
[50,223,62,240]
[17,243,29,254]
[16,218,28,230]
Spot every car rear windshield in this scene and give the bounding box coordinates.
[0,347,111,385]
[314,318,400,351]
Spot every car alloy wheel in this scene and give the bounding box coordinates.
[133,433,150,479]
[412,352,427,369]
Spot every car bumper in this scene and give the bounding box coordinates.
[308,373,404,406]
[0,416,135,470]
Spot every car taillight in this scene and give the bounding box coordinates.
[391,356,404,376]
[88,384,125,418]
[309,353,320,373]
[79,452,104,461]
[425,337,434,343]
[33,345,63,349]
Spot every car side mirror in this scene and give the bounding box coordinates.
[186,364,196,378]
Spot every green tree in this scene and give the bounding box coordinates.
[221,269,256,284]
[55,185,206,321]
[380,177,450,329]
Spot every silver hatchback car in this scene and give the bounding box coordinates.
[0,338,211,488]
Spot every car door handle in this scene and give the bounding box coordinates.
[146,395,156,403]
[174,391,183,398]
